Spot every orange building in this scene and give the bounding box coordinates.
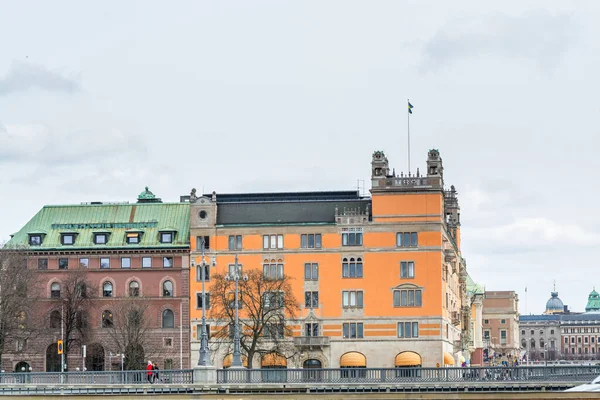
[188,150,468,368]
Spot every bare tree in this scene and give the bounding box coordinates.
[0,249,42,367]
[104,299,154,370]
[55,268,94,370]
[209,269,299,368]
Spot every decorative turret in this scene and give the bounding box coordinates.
[585,288,600,313]
[444,185,460,239]
[371,150,391,180]
[137,186,163,203]
[427,149,444,179]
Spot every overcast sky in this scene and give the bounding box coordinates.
[1,0,598,314]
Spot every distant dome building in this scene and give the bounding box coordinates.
[544,291,564,315]
[585,289,600,313]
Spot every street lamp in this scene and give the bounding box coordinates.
[225,254,247,368]
[190,237,216,366]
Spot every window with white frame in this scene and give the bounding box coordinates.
[263,234,283,249]
[342,290,363,308]
[400,261,415,278]
[341,228,363,246]
[398,322,419,338]
[342,257,363,278]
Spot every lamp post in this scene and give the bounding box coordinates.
[225,254,247,368]
[191,237,216,366]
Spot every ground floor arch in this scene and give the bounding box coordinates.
[46,344,60,372]
[86,343,105,371]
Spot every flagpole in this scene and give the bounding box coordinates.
[407,98,411,175]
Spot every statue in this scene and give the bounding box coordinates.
[190,188,198,203]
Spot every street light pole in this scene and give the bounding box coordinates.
[194,237,215,366]
[226,254,247,368]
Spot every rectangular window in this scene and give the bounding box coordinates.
[264,323,285,339]
[304,263,319,280]
[342,290,364,308]
[197,236,210,250]
[501,319,506,324]
[342,228,363,246]
[58,258,69,270]
[342,322,364,339]
[301,234,322,249]
[397,322,419,338]
[61,234,75,245]
[163,257,173,268]
[29,235,42,246]
[500,330,507,345]
[94,234,107,244]
[342,257,363,278]
[160,232,173,243]
[196,324,211,339]
[121,257,131,268]
[263,263,284,280]
[126,233,139,244]
[142,257,152,268]
[394,289,423,307]
[197,264,210,281]
[396,232,418,247]
[100,258,110,269]
[263,234,284,249]
[484,319,489,324]
[264,292,284,309]
[400,261,415,278]
[483,330,490,340]
[228,235,242,250]
[304,291,319,308]
[305,322,319,337]
[38,258,48,270]
[79,258,89,268]
[197,293,211,309]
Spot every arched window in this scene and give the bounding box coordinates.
[102,310,113,328]
[162,309,174,328]
[129,281,140,297]
[530,338,536,349]
[163,280,173,297]
[50,310,61,329]
[103,282,113,297]
[51,283,61,299]
[521,339,527,348]
[540,339,545,348]
[76,282,87,298]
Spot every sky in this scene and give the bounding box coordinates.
[1,0,599,314]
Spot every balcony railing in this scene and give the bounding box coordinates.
[293,336,330,347]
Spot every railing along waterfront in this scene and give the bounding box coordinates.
[217,365,600,384]
[0,369,193,385]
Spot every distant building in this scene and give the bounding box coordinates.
[482,291,519,362]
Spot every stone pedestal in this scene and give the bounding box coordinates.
[193,365,217,384]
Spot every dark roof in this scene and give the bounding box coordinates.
[207,191,363,204]
[216,199,371,225]
[519,315,561,322]
[561,313,600,323]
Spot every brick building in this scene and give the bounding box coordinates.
[3,188,190,372]
[188,149,474,368]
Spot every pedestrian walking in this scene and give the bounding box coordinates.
[152,363,160,383]
[146,361,153,384]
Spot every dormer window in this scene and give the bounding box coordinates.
[160,232,173,244]
[94,233,108,245]
[61,233,75,245]
[126,232,141,244]
[29,234,42,246]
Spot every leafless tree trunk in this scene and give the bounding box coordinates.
[0,249,42,367]
[209,269,299,368]
[57,269,94,371]
[104,299,156,370]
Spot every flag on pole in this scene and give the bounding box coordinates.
[408,101,414,114]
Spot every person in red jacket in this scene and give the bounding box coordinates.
[146,361,153,383]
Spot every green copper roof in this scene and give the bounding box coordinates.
[138,186,156,200]
[6,202,189,250]
[586,289,600,312]
[466,274,485,296]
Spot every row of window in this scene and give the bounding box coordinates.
[197,321,420,340]
[564,336,600,344]
[30,232,175,247]
[38,256,174,270]
[563,328,600,333]
[522,329,556,336]
[216,231,419,250]
[48,308,177,329]
[50,280,175,298]
[523,338,556,348]
[195,289,424,310]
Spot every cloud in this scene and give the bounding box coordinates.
[465,217,600,254]
[421,10,577,72]
[0,60,81,96]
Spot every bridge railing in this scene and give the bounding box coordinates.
[217,365,600,384]
[0,369,193,385]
